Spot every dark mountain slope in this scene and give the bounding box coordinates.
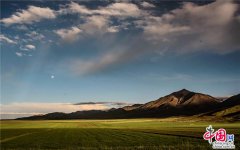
[139,89,219,109]
[202,94,240,119]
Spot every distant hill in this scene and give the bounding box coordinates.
[122,104,143,111]
[202,94,240,120]
[17,89,240,120]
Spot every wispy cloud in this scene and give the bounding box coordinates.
[80,15,110,35]
[62,0,240,75]
[0,101,130,119]
[140,73,193,82]
[1,0,240,75]
[140,0,240,54]
[25,44,36,50]
[54,2,141,42]
[55,15,118,42]
[1,6,56,25]
[15,52,23,57]
[59,2,141,17]
[68,49,136,75]
[141,2,155,8]
[20,44,36,51]
[0,34,17,44]
[25,31,45,40]
[74,101,130,107]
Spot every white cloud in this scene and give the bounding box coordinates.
[25,44,36,50]
[1,1,239,77]
[141,2,155,8]
[66,0,240,76]
[15,52,23,57]
[141,0,240,54]
[2,2,140,41]
[60,2,141,17]
[95,2,141,17]
[55,26,82,42]
[20,44,36,51]
[54,1,240,75]
[1,6,56,25]
[0,34,17,44]
[56,2,141,37]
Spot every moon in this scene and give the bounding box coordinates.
[51,75,55,79]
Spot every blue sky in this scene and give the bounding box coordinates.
[1,0,240,117]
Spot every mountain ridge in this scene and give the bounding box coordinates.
[17,89,240,120]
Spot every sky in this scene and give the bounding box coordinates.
[1,0,240,119]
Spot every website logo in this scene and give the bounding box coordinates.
[203,125,235,149]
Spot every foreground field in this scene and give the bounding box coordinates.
[0,118,239,150]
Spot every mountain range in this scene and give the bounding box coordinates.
[17,89,240,120]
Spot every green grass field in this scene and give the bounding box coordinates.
[0,118,239,150]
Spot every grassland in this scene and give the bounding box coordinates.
[0,118,239,150]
